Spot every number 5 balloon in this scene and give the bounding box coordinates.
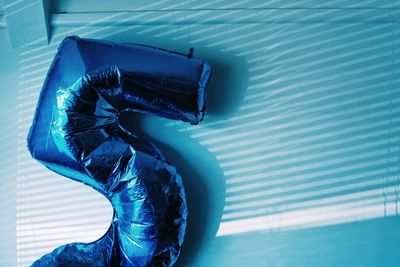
[27,36,211,267]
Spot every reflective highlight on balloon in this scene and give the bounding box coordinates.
[27,36,211,266]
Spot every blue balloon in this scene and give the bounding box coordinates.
[27,36,211,266]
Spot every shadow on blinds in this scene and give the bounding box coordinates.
[15,1,400,266]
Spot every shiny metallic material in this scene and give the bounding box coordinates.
[27,36,211,266]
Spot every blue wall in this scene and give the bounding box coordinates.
[0,28,18,267]
[1,1,400,266]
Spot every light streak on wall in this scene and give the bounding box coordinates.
[14,2,400,265]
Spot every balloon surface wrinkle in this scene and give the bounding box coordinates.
[27,35,211,267]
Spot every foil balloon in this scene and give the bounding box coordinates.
[27,36,211,266]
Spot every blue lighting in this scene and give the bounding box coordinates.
[0,1,399,267]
